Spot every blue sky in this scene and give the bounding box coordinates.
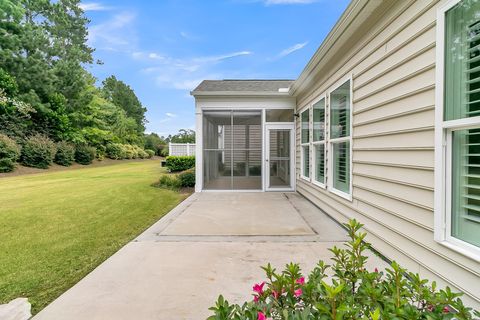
[80,0,350,136]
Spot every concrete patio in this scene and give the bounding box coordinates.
[34,192,388,320]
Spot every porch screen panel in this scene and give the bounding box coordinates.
[232,110,262,190]
[203,110,261,190]
[203,111,232,190]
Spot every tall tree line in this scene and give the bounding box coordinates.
[0,0,147,147]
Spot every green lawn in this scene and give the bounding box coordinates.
[0,160,188,314]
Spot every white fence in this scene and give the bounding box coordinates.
[169,143,196,156]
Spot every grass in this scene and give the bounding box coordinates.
[0,160,188,314]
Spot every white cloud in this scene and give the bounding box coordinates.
[277,42,308,58]
[79,2,110,11]
[148,52,164,60]
[194,51,252,63]
[88,12,136,48]
[165,112,177,118]
[264,0,316,4]
[139,51,251,90]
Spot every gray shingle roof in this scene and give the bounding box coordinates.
[191,79,294,95]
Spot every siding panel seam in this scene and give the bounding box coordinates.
[353,85,435,115]
[353,64,435,104]
[353,172,434,191]
[353,126,434,139]
[353,105,435,127]
[354,195,433,231]
[353,184,433,211]
[352,160,433,171]
[354,24,436,81]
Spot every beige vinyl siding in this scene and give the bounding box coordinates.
[294,0,480,307]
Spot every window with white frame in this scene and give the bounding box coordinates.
[301,108,310,179]
[329,80,351,197]
[436,0,480,256]
[312,97,326,186]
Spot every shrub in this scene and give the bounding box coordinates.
[75,144,96,165]
[132,145,147,159]
[106,143,126,159]
[54,141,75,166]
[165,155,195,172]
[153,174,181,191]
[178,168,195,187]
[124,144,137,159]
[160,148,169,157]
[96,145,106,161]
[145,149,155,158]
[0,134,20,172]
[208,219,480,320]
[21,134,56,169]
[138,150,147,159]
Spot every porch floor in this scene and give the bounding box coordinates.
[34,192,388,320]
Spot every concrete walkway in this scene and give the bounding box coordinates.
[34,192,388,320]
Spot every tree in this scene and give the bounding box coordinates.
[166,129,195,143]
[144,133,166,155]
[102,76,147,133]
[0,0,95,138]
[0,69,35,139]
[0,1,148,152]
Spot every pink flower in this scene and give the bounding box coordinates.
[253,295,259,303]
[296,277,305,285]
[294,288,302,297]
[443,306,449,314]
[253,282,265,294]
[258,311,266,320]
[272,290,279,299]
[374,268,379,273]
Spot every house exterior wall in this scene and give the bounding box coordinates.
[294,0,480,307]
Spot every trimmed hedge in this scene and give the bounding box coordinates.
[21,134,57,169]
[54,141,75,166]
[165,156,195,172]
[178,168,195,187]
[75,144,96,165]
[0,134,20,172]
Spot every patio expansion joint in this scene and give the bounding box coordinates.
[139,234,347,243]
[283,193,319,235]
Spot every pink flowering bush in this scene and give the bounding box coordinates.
[208,219,480,320]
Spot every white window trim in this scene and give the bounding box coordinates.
[434,0,480,262]
[327,76,353,201]
[311,94,327,189]
[300,107,311,181]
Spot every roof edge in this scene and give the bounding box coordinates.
[190,90,293,97]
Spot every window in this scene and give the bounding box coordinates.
[266,109,294,122]
[312,97,326,186]
[436,0,480,258]
[301,108,310,179]
[329,80,352,198]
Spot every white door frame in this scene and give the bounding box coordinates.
[265,123,295,192]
